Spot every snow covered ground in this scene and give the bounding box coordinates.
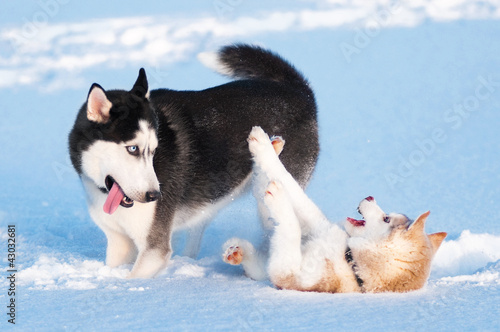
[1,1,499,330]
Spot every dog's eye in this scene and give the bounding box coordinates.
[126,145,140,156]
[384,216,390,223]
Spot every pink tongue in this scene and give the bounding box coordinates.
[347,217,366,227]
[103,182,125,215]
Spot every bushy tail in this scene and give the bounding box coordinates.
[202,44,311,92]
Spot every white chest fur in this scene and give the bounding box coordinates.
[82,177,156,247]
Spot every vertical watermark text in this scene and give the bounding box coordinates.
[6,225,17,325]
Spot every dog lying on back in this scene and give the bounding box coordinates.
[223,127,447,293]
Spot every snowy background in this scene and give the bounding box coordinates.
[1,0,500,330]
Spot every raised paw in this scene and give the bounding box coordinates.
[248,126,274,156]
[223,245,244,265]
[271,136,285,155]
[248,126,269,142]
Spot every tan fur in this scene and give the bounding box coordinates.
[274,212,446,294]
[351,212,446,293]
[273,260,361,293]
[273,260,343,293]
[232,127,447,294]
[429,232,447,254]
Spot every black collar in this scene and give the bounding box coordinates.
[345,247,365,292]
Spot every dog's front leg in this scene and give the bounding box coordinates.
[128,248,171,279]
[128,228,172,278]
[127,201,174,278]
[103,228,138,267]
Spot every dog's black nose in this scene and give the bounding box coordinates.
[146,191,160,202]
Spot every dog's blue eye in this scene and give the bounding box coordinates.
[384,216,390,223]
[127,146,139,156]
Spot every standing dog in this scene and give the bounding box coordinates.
[69,44,319,278]
[223,127,446,293]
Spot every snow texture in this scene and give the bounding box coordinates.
[0,0,499,330]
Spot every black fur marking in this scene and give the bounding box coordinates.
[218,44,313,95]
[68,71,158,175]
[345,247,365,291]
[69,44,320,267]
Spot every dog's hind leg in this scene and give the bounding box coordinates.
[248,126,329,236]
[183,221,208,259]
[264,181,303,284]
[242,138,283,279]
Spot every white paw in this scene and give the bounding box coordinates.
[223,245,244,265]
[248,126,275,157]
[248,127,283,175]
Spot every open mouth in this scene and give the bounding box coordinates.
[347,217,365,227]
[347,196,374,227]
[103,176,134,214]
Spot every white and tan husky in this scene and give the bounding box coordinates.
[223,127,447,293]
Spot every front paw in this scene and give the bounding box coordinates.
[223,245,244,265]
[248,126,275,156]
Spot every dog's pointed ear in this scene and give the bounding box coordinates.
[407,210,430,234]
[131,68,149,99]
[87,83,112,123]
[428,232,447,253]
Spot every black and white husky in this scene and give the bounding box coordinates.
[68,44,319,278]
